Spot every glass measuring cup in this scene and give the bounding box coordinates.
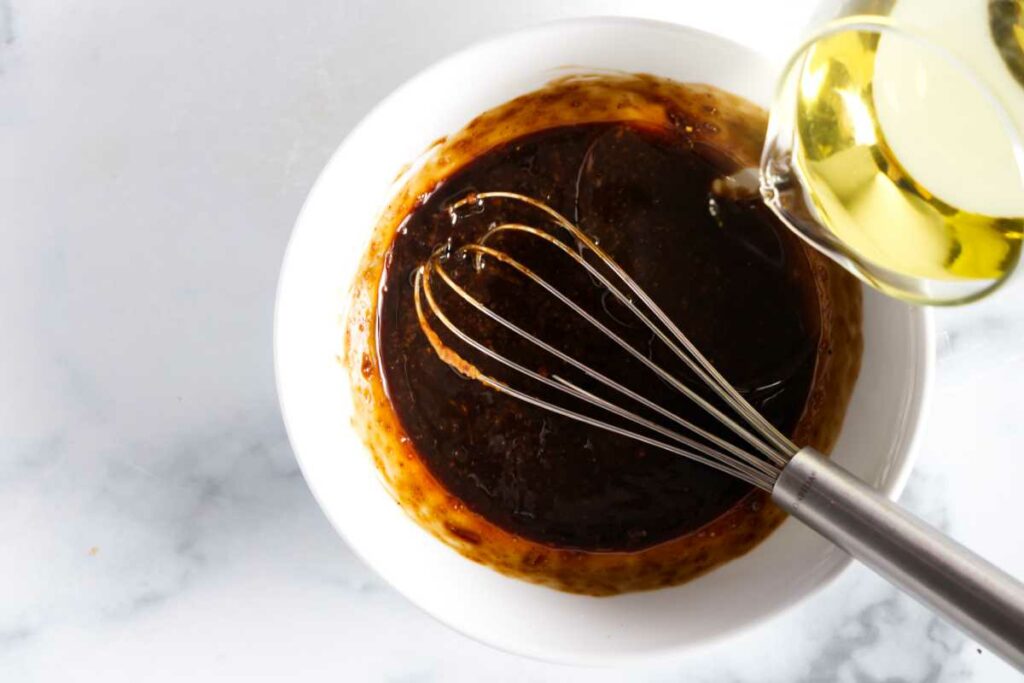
[757,1,1024,305]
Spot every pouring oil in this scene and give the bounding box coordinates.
[791,25,1024,289]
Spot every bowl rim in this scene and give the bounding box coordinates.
[274,15,935,665]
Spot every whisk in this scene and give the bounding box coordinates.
[413,191,1024,670]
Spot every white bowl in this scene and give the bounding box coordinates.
[274,17,934,665]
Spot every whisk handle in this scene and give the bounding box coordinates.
[773,448,1024,671]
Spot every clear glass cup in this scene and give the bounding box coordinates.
[759,2,1024,305]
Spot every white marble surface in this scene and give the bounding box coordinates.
[3,0,1023,680]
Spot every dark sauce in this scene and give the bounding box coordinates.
[377,123,820,552]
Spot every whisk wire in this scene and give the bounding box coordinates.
[422,259,778,482]
[413,268,775,489]
[457,191,797,462]
[458,191,798,458]
[414,191,804,490]
[430,241,779,477]
[469,225,783,465]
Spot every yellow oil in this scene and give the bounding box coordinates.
[990,0,1024,88]
[793,28,1023,285]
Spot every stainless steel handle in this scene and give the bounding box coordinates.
[773,448,1024,671]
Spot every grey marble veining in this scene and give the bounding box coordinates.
[3,0,1023,681]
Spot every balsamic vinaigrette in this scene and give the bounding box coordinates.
[377,122,821,552]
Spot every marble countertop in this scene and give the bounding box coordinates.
[3,0,1023,680]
